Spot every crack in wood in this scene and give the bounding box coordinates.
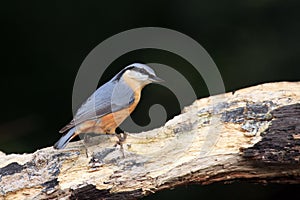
[70,185,143,200]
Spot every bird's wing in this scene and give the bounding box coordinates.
[59,79,135,133]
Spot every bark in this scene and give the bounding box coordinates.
[0,81,300,200]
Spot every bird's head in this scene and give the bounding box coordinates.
[119,63,163,88]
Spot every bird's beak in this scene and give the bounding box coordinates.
[150,75,164,83]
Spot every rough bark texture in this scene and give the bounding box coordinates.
[0,81,300,200]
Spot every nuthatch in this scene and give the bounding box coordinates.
[54,63,163,149]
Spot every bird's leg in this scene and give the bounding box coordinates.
[116,132,127,143]
[115,127,127,145]
[79,134,90,157]
[84,145,89,158]
[114,132,127,158]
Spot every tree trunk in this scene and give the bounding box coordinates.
[0,81,300,200]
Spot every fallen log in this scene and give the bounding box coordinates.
[0,81,299,200]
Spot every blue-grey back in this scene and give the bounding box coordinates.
[72,78,135,126]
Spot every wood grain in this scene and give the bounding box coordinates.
[0,81,299,200]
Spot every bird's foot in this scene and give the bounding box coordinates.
[114,132,127,158]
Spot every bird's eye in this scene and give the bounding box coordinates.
[135,68,149,76]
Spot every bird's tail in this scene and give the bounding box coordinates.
[53,127,77,149]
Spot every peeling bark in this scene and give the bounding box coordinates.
[0,82,300,200]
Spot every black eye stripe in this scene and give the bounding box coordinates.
[132,67,151,76]
[113,66,154,81]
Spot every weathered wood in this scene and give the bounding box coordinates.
[0,82,300,200]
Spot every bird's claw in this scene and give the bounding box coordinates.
[114,132,127,158]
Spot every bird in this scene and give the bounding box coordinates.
[53,63,163,149]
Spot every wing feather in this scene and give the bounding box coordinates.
[59,79,135,133]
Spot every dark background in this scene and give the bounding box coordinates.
[1,0,299,199]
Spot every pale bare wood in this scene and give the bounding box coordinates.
[0,82,299,200]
